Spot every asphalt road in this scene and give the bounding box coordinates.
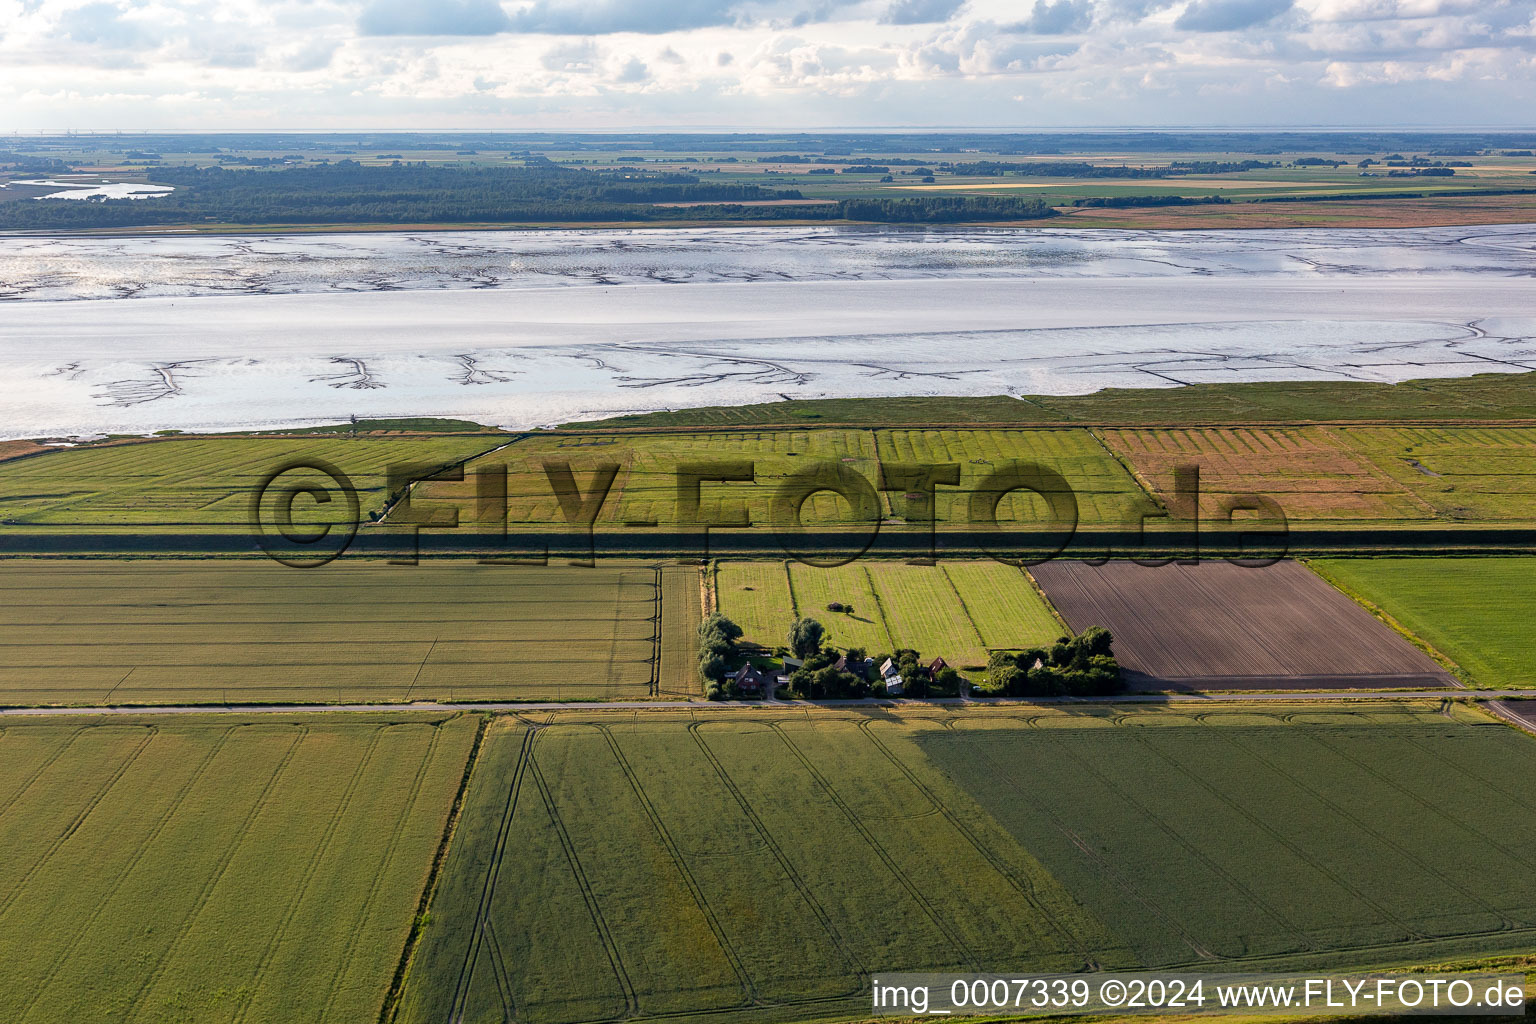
[3,690,1535,718]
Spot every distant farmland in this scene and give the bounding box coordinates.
[0,712,476,1024]
[0,560,678,704]
[397,704,1536,1024]
[1097,424,1536,526]
[716,559,1063,668]
[1029,559,1454,690]
[1311,557,1536,688]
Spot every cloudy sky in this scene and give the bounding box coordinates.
[0,0,1530,129]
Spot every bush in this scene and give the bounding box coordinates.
[826,601,845,612]
[985,628,1123,697]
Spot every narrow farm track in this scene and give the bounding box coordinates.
[3,691,1535,718]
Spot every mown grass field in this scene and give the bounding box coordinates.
[0,560,669,704]
[0,712,476,1024]
[397,704,1536,1024]
[0,435,502,532]
[1310,557,1536,688]
[718,559,1063,668]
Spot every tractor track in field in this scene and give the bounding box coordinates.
[597,724,758,1006]
[89,726,309,1021]
[447,726,537,1024]
[1222,729,1513,936]
[685,721,868,987]
[527,742,640,1020]
[855,719,1102,969]
[767,721,983,972]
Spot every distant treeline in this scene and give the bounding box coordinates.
[1071,194,1231,208]
[0,161,1055,228]
[10,130,1536,156]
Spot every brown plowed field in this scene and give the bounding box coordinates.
[1029,559,1455,691]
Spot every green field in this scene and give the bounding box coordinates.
[718,559,1062,668]
[397,704,1536,1024]
[1310,557,1536,688]
[0,435,502,532]
[0,712,477,1024]
[0,560,670,704]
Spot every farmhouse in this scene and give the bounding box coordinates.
[730,664,772,694]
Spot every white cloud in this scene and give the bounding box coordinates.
[0,0,1527,127]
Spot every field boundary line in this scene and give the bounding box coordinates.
[1302,560,1470,686]
[1222,729,1512,936]
[15,728,237,1020]
[859,564,898,652]
[0,724,158,919]
[685,722,866,983]
[1085,428,1166,515]
[1483,702,1536,740]
[528,745,639,1018]
[934,563,988,655]
[1019,565,1071,634]
[318,723,445,1023]
[380,714,487,1024]
[782,559,800,619]
[1321,425,1444,520]
[648,568,662,697]
[229,727,389,1024]
[116,726,310,1019]
[445,725,536,1024]
[954,724,1218,963]
[599,725,757,1006]
[766,721,981,970]
[855,720,1099,967]
[1038,724,1316,955]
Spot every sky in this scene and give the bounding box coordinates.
[0,0,1531,129]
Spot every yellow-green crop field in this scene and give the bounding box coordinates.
[0,436,502,532]
[1099,424,1536,525]
[396,704,1536,1024]
[411,427,1150,531]
[717,559,1062,667]
[0,712,476,1024]
[0,560,668,704]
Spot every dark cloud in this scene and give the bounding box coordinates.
[357,0,512,36]
[1175,0,1293,30]
[1006,0,1094,33]
[505,0,738,34]
[881,0,966,25]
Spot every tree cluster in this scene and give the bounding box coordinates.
[698,612,745,700]
[982,627,1122,698]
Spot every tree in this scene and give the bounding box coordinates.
[787,617,826,658]
[699,613,743,644]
